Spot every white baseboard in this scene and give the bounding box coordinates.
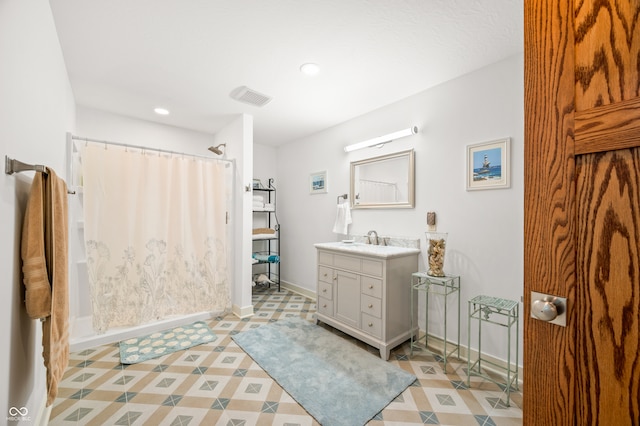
[280,280,316,300]
[232,304,254,319]
[36,402,52,426]
[417,332,523,385]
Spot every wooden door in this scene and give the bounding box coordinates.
[525,1,640,424]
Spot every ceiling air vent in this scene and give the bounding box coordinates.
[230,86,272,107]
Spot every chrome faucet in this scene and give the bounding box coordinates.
[366,230,379,245]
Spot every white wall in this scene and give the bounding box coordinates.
[253,144,278,186]
[276,54,524,365]
[76,106,217,152]
[0,0,76,421]
[211,114,254,317]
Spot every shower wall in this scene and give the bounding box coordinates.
[69,107,239,349]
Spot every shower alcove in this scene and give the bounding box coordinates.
[66,134,235,352]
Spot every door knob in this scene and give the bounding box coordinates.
[530,291,567,327]
[532,298,557,321]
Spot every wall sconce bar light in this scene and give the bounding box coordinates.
[343,126,418,152]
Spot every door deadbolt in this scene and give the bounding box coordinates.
[530,291,567,327]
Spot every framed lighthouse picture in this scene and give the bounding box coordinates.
[466,137,511,191]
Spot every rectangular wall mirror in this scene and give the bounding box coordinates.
[350,149,415,209]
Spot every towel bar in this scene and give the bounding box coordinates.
[5,155,47,175]
[5,155,76,194]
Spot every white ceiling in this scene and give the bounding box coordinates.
[49,0,523,146]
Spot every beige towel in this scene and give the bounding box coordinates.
[21,168,69,406]
[21,173,51,318]
[252,227,276,235]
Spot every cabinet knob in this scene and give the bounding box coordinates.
[333,276,337,281]
[322,288,327,293]
[323,304,327,308]
[368,304,373,308]
[323,273,328,277]
[368,322,373,327]
[368,285,373,289]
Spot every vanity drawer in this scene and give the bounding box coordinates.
[362,258,383,277]
[318,251,333,266]
[318,266,333,284]
[361,276,382,298]
[361,294,381,318]
[361,313,382,338]
[317,297,333,317]
[318,281,333,300]
[334,254,361,272]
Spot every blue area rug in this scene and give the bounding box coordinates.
[119,321,217,364]
[232,317,416,426]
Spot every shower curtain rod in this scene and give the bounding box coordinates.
[71,134,234,165]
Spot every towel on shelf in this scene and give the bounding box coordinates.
[252,253,280,263]
[263,203,275,211]
[21,168,69,406]
[253,195,263,202]
[252,227,276,235]
[332,202,352,234]
[252,228,277,239]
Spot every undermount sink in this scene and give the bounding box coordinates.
[314,241,420,259]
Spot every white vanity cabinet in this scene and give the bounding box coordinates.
[315,243,419,360]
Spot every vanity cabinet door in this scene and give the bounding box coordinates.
[335,270,360,328]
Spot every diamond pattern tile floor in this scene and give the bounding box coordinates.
[50,286,522,425]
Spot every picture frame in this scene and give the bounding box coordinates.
[309,170,327,194]
[252,178,264,189]
[466,137,511,191]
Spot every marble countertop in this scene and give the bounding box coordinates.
[314,241,421,259]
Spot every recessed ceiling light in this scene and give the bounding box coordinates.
[154,107,170,115]
[300,63,320,76]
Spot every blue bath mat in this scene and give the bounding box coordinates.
[119,321,217,364]
[232,317,416,426]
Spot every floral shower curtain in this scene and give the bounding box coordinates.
[82,144,230,332]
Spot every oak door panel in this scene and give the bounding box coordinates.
[576,148,640,425]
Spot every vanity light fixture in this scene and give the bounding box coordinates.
[154,107,170,115]
[343,126,418,153]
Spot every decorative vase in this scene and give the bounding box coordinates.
[425,232,447,277]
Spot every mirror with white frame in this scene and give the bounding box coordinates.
[350,149,415,209]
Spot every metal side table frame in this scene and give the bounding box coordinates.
[410,272,460,373]
[467,295,519,406]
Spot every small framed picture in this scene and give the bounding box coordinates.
[252,179,264,189]
[466,138,511,191]
[309,170,327,194]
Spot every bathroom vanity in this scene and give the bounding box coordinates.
[315,242,420,359]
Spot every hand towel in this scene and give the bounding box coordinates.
[332,203,352,234]
[21,168,69,406]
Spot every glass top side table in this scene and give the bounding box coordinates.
[466,294,519,406]
[410,272,461,373]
